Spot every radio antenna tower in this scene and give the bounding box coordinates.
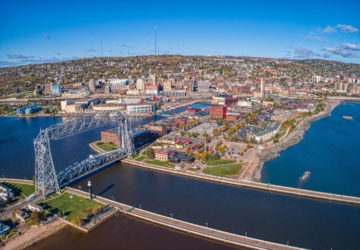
[101,37,103,57]
[154,26,157,56]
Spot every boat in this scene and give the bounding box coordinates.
[299,171,311,183]
[342,116,353,120]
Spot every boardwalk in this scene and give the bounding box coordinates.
[66,187,304,250]
[122,159,360,206]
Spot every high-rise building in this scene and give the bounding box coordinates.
[149,75,156,85]
[197,80,210,92]
[136,79,145,90]
[164,80,172,91]
[52,84,61,96]
[89,79,96,92]
[44,83,53,94]
[260,79,264,93]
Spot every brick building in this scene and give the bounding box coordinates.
[100,130,119,147]
[154,149,172,161]
[210,105,227,119]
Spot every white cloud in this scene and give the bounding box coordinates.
[336,24,358,33]
[322,26,336,34]
[305,33,328,43]
[322,24,358,34]
[322,43,360,58]
[291,47,330,59]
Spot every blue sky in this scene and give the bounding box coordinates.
[1,0,360,67]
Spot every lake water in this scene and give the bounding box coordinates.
[262,102,360,197]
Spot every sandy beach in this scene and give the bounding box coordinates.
[3,219,66,250]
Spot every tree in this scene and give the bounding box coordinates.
[213,128,219,136]
[31,211,41,225]
[147,147,155,159]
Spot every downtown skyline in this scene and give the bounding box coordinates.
[1,0,360,67]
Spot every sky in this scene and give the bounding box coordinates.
[0,0,360,67]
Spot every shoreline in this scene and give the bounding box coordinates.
[3,219,66,250]
[254,99,341,181]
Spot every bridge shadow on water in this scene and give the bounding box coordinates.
[96,184,115,197]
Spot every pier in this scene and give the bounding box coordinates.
[122,159,360,206]
[66,187,304,250]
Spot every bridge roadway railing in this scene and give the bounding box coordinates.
[122,159,360,206]
[65,187,304,250]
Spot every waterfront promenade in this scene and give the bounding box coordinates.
[66,187,304,250]
[122,159,360,206]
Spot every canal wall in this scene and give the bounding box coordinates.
[66,187,304,250]
[121,159,360,206]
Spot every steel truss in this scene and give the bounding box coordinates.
[34,111,135,198]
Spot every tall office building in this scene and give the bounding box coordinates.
[164,80,172,91]
[89,79,96,92]
[149,75,156,85]
[136,79,145,90]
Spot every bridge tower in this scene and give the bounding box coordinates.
[34,111,134,198]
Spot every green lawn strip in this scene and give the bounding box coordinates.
[39,192,104,222]
[141,151,148,156]
[268,127,287,142]
[2,182,35,198]
[203,164,242,177]
[135,156,146,161]
[203,159,236,166]
[131,153,140,159]
[95,142,117,151]
[145,159,173,168]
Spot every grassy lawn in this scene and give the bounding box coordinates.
[141,150,148,156]
[2,182,35,198]
[40,192,104,222]
[203,164,242,177]
[96,142,117,151]
[135,156,146,161]
[131,153,140,159]
[269,127,287,142]
[203,159,236,166]
[145,159,173,168]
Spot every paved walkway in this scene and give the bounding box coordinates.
[66,187,304,250]
[122,159,360,206]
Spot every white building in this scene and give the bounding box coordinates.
[136,79,145,90]
[312,75,322,83]
[126,104,152,115]
[60,100,74,111]
[237,100,252,107]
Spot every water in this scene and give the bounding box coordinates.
[27,214,236,250]
[72,163,360,250]
[262,102,360,197]
[0,114,168,179]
